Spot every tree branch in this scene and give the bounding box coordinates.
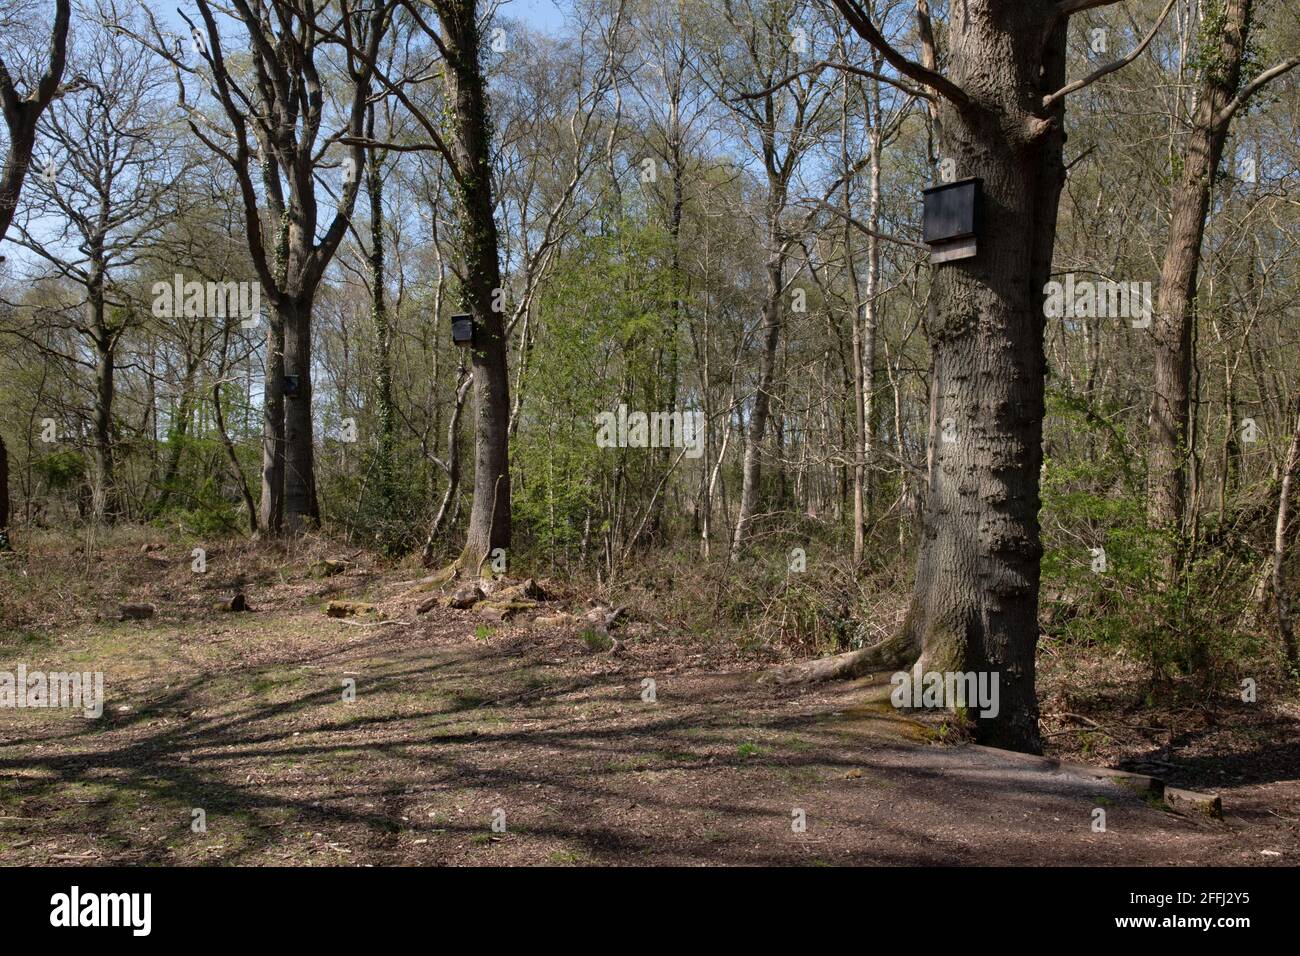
[1216,54,1300,128]
[735,59,931,102]
[1042,0,1176,109]
[829,0,973,113]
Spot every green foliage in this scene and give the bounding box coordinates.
[173,477,240,537]
[33,449,85,492]
[581,629,611,652]
[511,215,682,562]
[323,432,431,555]
[1040,400,1261,691]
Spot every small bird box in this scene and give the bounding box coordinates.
[283,374,300,397]
[922,177,982,263]
[451,312,475,347]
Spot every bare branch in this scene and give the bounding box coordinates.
[828,0,973,113]
[1042,0,1177,109]
[1216,55,1300,128]
[735,59,931,102]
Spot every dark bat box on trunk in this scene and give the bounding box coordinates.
[922,177,982,264]
[451,312,475,347]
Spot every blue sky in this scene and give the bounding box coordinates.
[508,0,568,34]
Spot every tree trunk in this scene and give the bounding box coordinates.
[422,369,472,565]
[259,314,286,535]
[89,277,117,524]
[731,245,783,559]
[844,70,867,565]
[786,0,1071,754]
[443,0,510,569]
[367,129,395,516]
[1147,0,1254,572]
[282,298,318,530]
[0,433,11,550]
[1273,399,1300,671]
[861,68,882,543]
[0,120,37,247]
[0,0,71,243]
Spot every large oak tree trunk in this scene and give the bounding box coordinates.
[786,0,1069,754]
[897,11,1066,752]
[443,0,511,569]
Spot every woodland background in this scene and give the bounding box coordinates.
[1,0,1298,725]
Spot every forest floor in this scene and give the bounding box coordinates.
[1,530,1297,866]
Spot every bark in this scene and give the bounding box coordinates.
[442,0,511,569]
[1147,0,1255,570]
[731,244,784,558]
[88,270,118,523]
[366,123,396,514]
[0,0,71,243]
[422,368,472,564]
[844,69,867,565]
[789,0,1073,753]
[259,313,286,535]
[1273,399,1300,671]
[282,297,318,530]
[0,433,10,550]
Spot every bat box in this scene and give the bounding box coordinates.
[451,312,475,347]
[922,177,982,263]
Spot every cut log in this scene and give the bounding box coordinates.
[496,578,545,602]
[448,582,485,609]
[1166,787,1223,819]
[310,559,348,578]
[477,599,536,623]
[118,603,155,621]
[325,600,376,618]
[214,594,248,612]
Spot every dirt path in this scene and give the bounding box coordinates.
[1,539,1297,866]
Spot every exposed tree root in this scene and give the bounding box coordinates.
[401,559,462,596]
[774,629,919,684]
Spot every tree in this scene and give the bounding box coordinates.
[124,0,390,533]
[0,0,72,547]
[435,0,510,567]
[1146,0,1300,577]
[8,21,186,521]
[0,0,71,244]
[698,0,836,561]
[327,0,584,569]
[782,0,1180,752]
